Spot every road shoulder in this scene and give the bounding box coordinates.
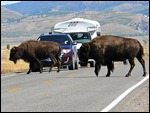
[110,79,149,112]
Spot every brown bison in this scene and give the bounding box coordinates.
[78,35,147,77]
[9,40,61,74]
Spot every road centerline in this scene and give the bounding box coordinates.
[7,87,22,93]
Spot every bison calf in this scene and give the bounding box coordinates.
[9,40,61,74]
[78,35,147,77]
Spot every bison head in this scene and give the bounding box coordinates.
[78,43,90,66]
[9,46,22,64]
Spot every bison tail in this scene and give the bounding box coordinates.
[58,45,62,58]
[108,62,114,72]
[137,41,144,58]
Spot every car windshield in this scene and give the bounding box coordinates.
[38,35,71,45]
[69,33,91,43]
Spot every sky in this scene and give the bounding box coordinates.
[1,1,20,6]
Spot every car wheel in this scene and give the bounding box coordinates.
[32,62,40,72]
[68,57,75,70]
[62,66,67,69]
[75,56,79,69]
[80,62,88,67]
[32,67,40,72]
[75,61,78,69]
[68,62,75,70]
[90,61,95,67]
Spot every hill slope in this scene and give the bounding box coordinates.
[1,7,22,23]
[1,12,149,42]
[2,1,149,16]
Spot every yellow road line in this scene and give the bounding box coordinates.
[69,74,75,77]
[44,79,54,83]
[84,69,90,73]
[7,87,22,93]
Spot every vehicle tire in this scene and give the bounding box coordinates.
[68,61,75,70]
[62,66,67,69]
[32,67,40,72]
[32,62,40,72]
[32,63,40,72]
[75,56,79,69]
[75,61,78,69]
[80,62,88,67]
[90,61,95,67]
[68,55,76,70]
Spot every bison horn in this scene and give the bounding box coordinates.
[12,47,16,51]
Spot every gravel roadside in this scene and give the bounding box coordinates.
[110,79,149,112]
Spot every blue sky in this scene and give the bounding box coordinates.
[1,1,20,5]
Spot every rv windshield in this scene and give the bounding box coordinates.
[69,33,91,43]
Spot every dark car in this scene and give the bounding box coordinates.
[33,33,79,71]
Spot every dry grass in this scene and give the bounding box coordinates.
[1,59,29,74]
[1,46,29,74]
[1,37,149,75]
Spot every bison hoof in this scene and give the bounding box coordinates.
[27,71,30,74]
[95,71,99,77]
[95,73,98,77]
[142,73,147,77]
[125,74,130,77]
[49,69,52,73]
[106,75,110,77]
[57,70,60,73]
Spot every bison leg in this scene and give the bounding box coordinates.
[27,63,31,74]
[106,62,114,77]
[136,57,147,76]
[49,56,57,72]
[125,58,135,77]
[56,57,61,73]
[54,54,61,73]
[27,61,34,74]
[49,67,52,72]
[94,61,101,76]
[34,58,43,73]
[56,60,61,73]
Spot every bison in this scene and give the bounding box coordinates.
[9,40,61,74]
[78,35,147,77]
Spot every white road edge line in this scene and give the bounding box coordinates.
[1,74,16,78]
[1,73,26,78]
[100,74,149,112]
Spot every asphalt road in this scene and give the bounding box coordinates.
[110,79,149,112]
[1,57,149,112]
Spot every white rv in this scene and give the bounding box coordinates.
[52,18,101,49]
[52,18,101,67]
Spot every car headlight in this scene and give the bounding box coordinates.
[62,49,71,54]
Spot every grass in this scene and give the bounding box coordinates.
[1,59,29,74]
[1,40,149,75]
[1,46,29,74]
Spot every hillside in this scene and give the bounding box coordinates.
[1,1,149,46]
[2,1,149,16]
[1,10,149,46]
[1,7,22,23]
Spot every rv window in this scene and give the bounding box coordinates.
[69,33,91,43]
